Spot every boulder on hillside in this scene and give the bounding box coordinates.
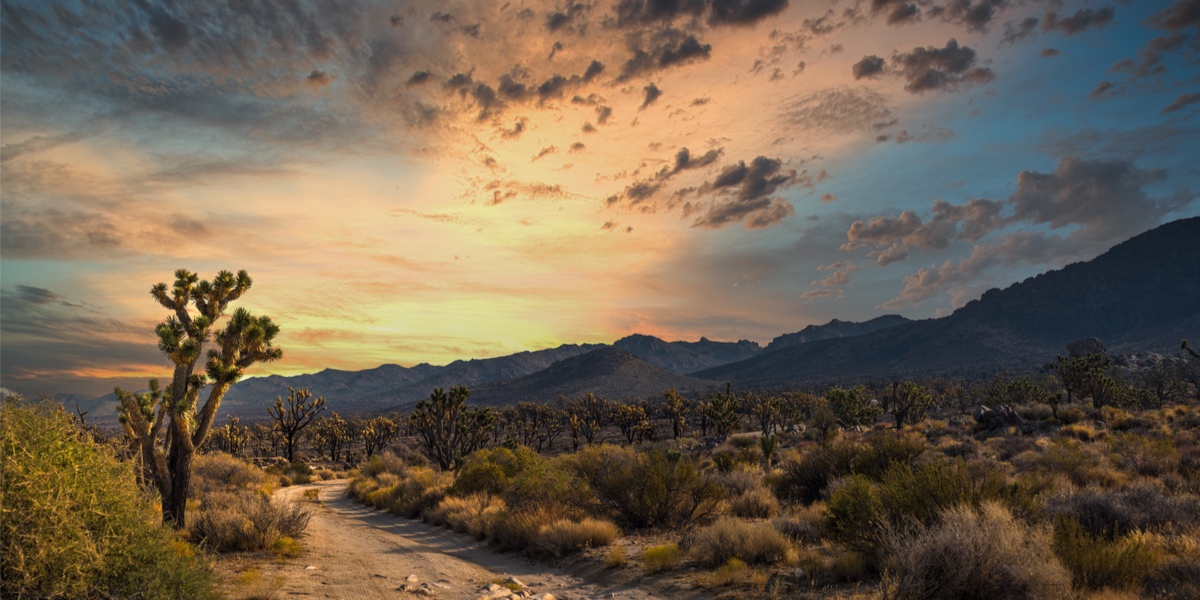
[1067,337,1107,357]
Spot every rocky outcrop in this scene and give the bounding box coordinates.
[1067,337,1108,357]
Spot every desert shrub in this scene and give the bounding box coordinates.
[188,490,312,552]
[832,551,869,583]
[488,506,565,554]
[1024,440,1125,487]
[772,506,823,544]
[1060,407,1086,424]
[360,451,407,479]
[882,502,1072,600]
[714,468,765,497]
[1044,483,1200,539]
[726,432,761,449]
[688,517,791,567]
[1,400,218,600]
[729,487,780,519]
[1017,403,1054,421]
[605,546,627,569]
[1144,555,1200,600]
[1060,424,1101,441]
[313,468,336,480]
[1053,517,1160,590]
[192,452,265,496]
[704,558,749,587]
[368,484,401,510]
[504,459,589,513]
[772,434,924,505]
[271,536,303,558]
[392,468,453,518]
[642,543,683,575]
[451,446,540,498]
[826,458,1036,563]
[1107,433,1180,476]
[424,493,506,538]
[577,447,725,529]
[535,518,620,557]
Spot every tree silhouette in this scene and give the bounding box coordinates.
[410,386,494,471]
[117,269,281,528]
[268,387,327,462]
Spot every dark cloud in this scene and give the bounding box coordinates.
[1040,48,1061,57]
[500,117,527,138]
[596,105,613,124]
[1042,7,1115,36]
[1001,16,1040,45]
[601,220,618,230]
[430,12,454,23]
[894,126,956,144]
[811,269,850,286]
[852,55,886,79]
[854,157,1197,308]
[618,29,712,81]
[306,70,335,88]
[892,39,996,93]
[1089,81,1115,99]
[821,193,837,203]
[407,71,433,86]
[871,0,921,25]
[168,214,208,235]
[532,146,558,161]
[707,0,789,25]
[934,0,1007,32]
[1150,0,1200,32]
[1163,92,1200,114]
[569,142,587,152]
[689,156,799,229]
[640,83,663,109]
[146,8,190,52]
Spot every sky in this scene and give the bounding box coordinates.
[2,0,1198,397]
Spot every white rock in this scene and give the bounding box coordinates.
[407,574,420,583]
[506,577,525,588]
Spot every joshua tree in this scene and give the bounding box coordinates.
[662,388,689,439]
[361,415,399,457]
[760,433,778,472]
[887,381,934,429]
[410,386,494,471]
[268,387,327,462]
[706,382,741,437]
[117,269,281,528]
[827,385,881,429]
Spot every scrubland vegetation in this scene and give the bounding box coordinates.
[340,350,1200,599]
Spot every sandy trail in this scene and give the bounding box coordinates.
[266,480,664,600]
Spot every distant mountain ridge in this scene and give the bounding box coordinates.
[452,347,719,408]
[613,334,761,374]
[762,315,911,353]
[694,217,1200,385]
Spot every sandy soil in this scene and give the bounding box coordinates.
[244,480,669,600]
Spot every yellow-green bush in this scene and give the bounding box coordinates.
[1053,517,1160,590]
[642,543,683,575]
[1,399,217,599]
[535,517,620,557]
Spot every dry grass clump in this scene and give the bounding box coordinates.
[1061,423,1102,442]
[388,468,453,518]
[605,546,627,569]
[882,502,1072,600]
[642,543,683,575]
[360,451,407,479]
[271,536,302,558]
[313,468,337,481]
[187,491,312,552]
[488,507,564,554]
[1052,517,1160,590]
[535,518,620,557]
[728,487,780,518]
[772,505,823,544]
[1044,482,1200,539]
[192,453,265,496]
[688,517,791,567]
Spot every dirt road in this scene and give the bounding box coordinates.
[262,480,667,600]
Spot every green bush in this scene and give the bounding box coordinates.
[574,446,725,529]
[772,433,924,505]
[1,399,217,599]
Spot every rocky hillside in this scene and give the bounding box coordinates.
[695,217,1200,385]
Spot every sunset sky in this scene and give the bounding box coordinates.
[2,0,1198,396]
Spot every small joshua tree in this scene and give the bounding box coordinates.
[888,381,934,429]
[662,388,689,439]
[827,385,881,429]
[268,387,326,462]
[117,269,281,528]
[361,415,399,457]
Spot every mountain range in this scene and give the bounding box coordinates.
[20,217,1198,419]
